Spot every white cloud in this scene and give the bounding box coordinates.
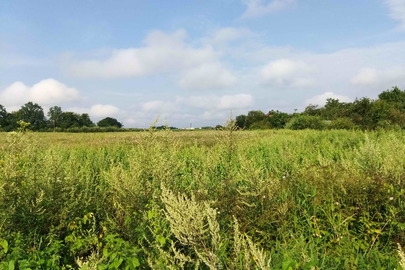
[0,82,30,108]
[89,104,120,118]
[219,94,254,109]
[0,79,79,109]
[65,29,211,78]
[351,68,379,85]
[179,63,237,89]
[243,40,405,109]
[260,59,315,87]
[385,0,405,30]
[30,79,80,105]
[65,29,236,89]
[305,92,352,107]
[351,66,405,87]
[242,0,296,18]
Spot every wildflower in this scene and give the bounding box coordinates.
[389,197,394,201]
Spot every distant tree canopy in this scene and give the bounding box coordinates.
[47,106,95,129]
[235,86,405,130]
[1,86,405,132]
[0,105,10,131]
[0,102,122,132]
[17,102,47,131]
[97,117,123,128]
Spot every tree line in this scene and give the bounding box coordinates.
[1,86,404,132]
[236,86,405,130]
[0,102,123,131]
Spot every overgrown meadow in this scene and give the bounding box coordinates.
[0,126,404,269]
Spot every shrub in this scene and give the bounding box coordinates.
[285,115,326,130]
[329,117,356,129]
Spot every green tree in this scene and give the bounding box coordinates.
[17,102,46,130]
[79,113,94,127]
[0,105,10,131]
[323,98,343,120]
[97,117,123,128]
[370,100,391,127]
[47,106,63,130]
[245,110,266,129]
[268,110,291,129]
[386,108,405,128]
[304,104,321,116]
[349,98,375,128]
[378,86,405,104]
[59,112,81,129]
[235,114,247,129]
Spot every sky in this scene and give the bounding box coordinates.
[1,0,405,128]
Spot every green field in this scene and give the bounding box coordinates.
[0,128,404,269]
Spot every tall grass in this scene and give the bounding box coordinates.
[0,127,404,269]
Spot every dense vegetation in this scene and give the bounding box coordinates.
[0,126,404,269]
[0,104,123,132]
[236,86,405,130]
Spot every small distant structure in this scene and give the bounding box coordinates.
[184,123,195,130]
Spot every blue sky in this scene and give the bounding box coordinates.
[1,0,405,127]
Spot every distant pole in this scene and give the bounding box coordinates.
[190,123,192,128]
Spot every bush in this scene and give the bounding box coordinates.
[328,117,356,129]
[285,115,326,130]
[249,120,271,130]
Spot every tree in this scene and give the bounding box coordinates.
[304,104,321,116]
[0,105,8,130]
[378,86,405,104]
[48,106,63,130]
[215,125,224,130]
[268,110,291,129]
[59,112,81,129]
[17,102,46,130]
[235,115,247,129]
[349,98,374,128]
[0,105,15,131]
[322,98,352,120]
[79,113,94,127]
[97,117,123,128]
[245,110,266,129]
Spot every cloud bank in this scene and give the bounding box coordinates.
[260,59,315,87]
[65,30,237,90]
[0,79,79,110]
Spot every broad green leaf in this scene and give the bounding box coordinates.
[0,239,8,253]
